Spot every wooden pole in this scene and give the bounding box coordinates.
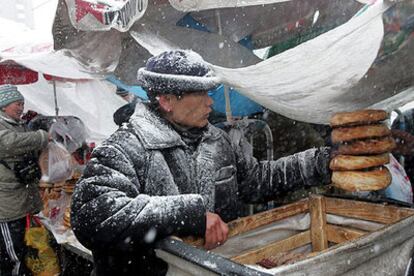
[309,195,328,252]
[215,10,233,122]
[53,80,59,117]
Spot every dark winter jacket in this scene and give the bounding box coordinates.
[71,103,331,275]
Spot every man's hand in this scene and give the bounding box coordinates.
[204,212,229,250]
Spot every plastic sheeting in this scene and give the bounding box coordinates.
[18,77,125,142]
[211,213,385,258]
[0,18,125,142]
[2,50,108,80]
[168,0,372,12]
[53,0,361,83]
[0,18,108,80]
[52,0,414,124]
[63,0,148,31]
[211,0,387,123]
[132,0,387,123]
[158,212,414,275]
[168,0,292,12]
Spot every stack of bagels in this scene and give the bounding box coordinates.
[39,181,54,217]
[329,109,395,192]
[61,174,80,229]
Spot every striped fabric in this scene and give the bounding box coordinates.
[0,222,21,275]
[0,84,24,108]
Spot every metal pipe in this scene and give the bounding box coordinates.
[53,80,59,117]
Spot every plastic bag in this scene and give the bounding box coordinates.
[39,142,73,183]
[384,154,413,204]
[49,117,87,153]
[24,215,61,276]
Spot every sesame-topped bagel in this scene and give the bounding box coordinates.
[330,153,390,171]
[331,124,390,143]
[330,109,388,128]
[337,136,396,155]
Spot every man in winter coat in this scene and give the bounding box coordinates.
[71,50,331,275]
[0,84,49,275]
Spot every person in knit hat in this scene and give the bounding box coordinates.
[0,84,49,275]
[0,84,25,120]
[71,50,332,275]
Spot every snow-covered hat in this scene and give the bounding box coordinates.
[0,84,24,108]
[137,50,218,95]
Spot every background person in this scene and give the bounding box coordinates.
[71,50,332,275]
[391,109,414,185]
[0,84,49,276]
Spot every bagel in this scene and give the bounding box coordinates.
[39,181,53,188]
[63,186,75,194]
[64,208,70,220]
[63,207,71,227]
[65,178,78,186]
[337,136,396,155]
[330,153,390,171]
[330,109,388,128]
[331,167,391,191]
[331,124,390,144]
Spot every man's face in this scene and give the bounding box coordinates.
[168,91,213,128]
[3,100,24,121]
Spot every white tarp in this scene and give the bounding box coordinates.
[132,0,389,124]
[51,0,414,124]
[168,0,292,12]
[63,0,148,31]
[129,23,261,67]
[168,0,375,12]
[212,0,386,124]
[18,76,125,143]
[2,50,107,80]
[0,19,125,142]
[0,18,106,80]
[158,213,414,275]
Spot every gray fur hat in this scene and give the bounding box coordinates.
[137,50,218,95]
[0,84,24,108]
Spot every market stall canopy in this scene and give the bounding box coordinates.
[0,18,112,80]
[0,19,125,142]
[18,77,125,142]
[53,0,414,123]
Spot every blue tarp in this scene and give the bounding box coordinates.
[209,85,264,117]
[177,14,263,117]
[107,75,149,100]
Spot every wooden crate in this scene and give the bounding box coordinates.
[183,195,414,268]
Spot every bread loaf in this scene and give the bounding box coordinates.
[63,207,71,228]
[331,167,391,191]
[331,124,390,143]
[330,109,388,128]
[330,154,390,171]
[337,136,396,155]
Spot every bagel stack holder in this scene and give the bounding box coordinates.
[329,109,396,192]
